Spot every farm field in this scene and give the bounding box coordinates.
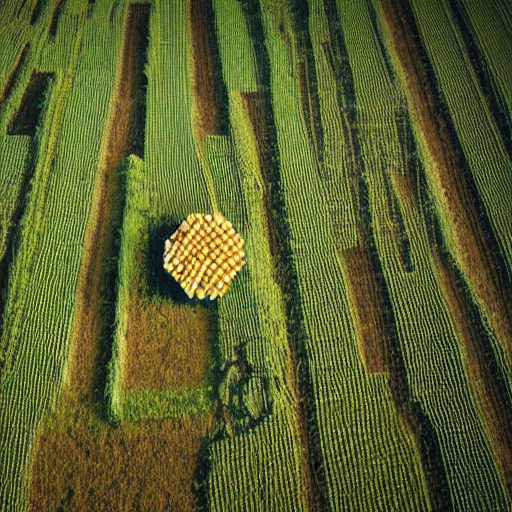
[0,0,511,510]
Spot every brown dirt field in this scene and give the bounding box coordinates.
[340,245,390,374]
[434,251,512,489]
[378,0,512,364]
[124,293,215,392]
[189,0,228,137]
[390,170,417,205]
[30,405,210,511]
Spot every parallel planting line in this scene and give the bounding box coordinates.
[446,0,511,155]
[238,0,328,509]
[433,248,512,491]
[324,1,453,507]
[379,0,512,366]
[0,43,29,108]
[67,3,149,405]
[0,72,54,374]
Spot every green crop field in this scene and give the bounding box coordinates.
[1,0,511,510]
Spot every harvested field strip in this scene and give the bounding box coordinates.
[340,246,391,374]
[447,0,511,154]
[434,250,512,489]
[125,300,215,392]
[30,410,210,511]
[67,3,149,405]
[379,0,512,365]
[190,0,229,137]
[0,43,29,107]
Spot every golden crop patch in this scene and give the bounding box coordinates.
[163,212,246,300]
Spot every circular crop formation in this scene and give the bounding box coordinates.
[163,213,246,300]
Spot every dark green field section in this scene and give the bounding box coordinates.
[0,0,511,510]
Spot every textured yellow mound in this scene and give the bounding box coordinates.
[163,213,246,299]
